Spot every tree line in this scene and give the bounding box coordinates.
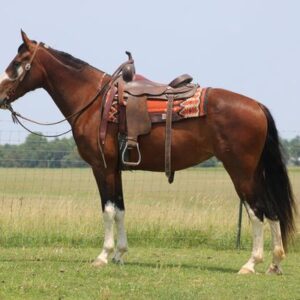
[0,133,299,168]
[0,134,86,168]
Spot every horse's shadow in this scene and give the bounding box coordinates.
[124,261,237,274]
[0,257,237,273]
[0,257,92,264]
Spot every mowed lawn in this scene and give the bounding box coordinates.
[0,168,299,299]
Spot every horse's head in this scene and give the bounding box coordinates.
[0,31,44,107]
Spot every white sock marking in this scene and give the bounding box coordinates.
[113,208,128,262]
[96,201,116,264]
[267,219,285,267]
[240,204,264,273]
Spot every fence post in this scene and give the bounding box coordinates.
[236,200,243,249]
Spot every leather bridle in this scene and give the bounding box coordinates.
[0,44,133,168]
[1,42,109,131]
[5,71,108,135]
[18,42,41,82]
[1,43,41,104]
[1,42,109,167]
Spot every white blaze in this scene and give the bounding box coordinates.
[0,66,24,85]
[0,72,10,84]
[16,66,24,78]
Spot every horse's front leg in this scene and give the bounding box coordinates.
[92,167,128,267]
[112,207,128,264]
[112,170,128,264]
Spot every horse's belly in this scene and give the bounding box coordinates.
[131,118,212,171]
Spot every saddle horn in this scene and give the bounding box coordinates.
[122,51,135,82]
[125,51,133,60]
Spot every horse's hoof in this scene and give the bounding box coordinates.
[92,258,107,268]
[112,257,124,265]
[266,265,283,275]
[238,267,255,275]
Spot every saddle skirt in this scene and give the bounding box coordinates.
[108,86,208,124]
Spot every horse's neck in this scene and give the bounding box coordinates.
[41,54,103,119]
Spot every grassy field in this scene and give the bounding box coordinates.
[0,167,299,248]
[0,167,299,299]
[0,247,300,300]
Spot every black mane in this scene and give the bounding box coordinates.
[18,41,88,70]
[46,46,88,70]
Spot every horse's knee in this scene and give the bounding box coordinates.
[103,201,116,220]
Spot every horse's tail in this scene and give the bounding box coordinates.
[258,104,296,250]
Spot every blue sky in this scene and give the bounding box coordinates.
[0,0,299,142]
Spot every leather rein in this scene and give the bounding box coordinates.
[5,72,108,138]
[2,42,109,138]
[2,44,135,168]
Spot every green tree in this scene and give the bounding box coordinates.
[61,146,88,168]
[46,138,76,168]
[289,136,300,166]
[280,137,290,163]
[18,134,49,167]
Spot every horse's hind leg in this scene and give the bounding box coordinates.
[238,202,264,274]
[224,160,285,275]
[265,219,285,275]
[222,162,265,274]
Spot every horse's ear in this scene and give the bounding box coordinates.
[21,29,32,50]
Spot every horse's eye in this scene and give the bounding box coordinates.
[13,61,21,68]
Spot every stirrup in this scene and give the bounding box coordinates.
[121,142,141,166]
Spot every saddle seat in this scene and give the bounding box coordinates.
[123,73,197,99]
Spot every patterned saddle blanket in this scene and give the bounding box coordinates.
[108,86,208,124]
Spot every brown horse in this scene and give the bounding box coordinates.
[0,31,296,274]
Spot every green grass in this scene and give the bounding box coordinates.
[0,168,299,299]
[0,168,298,249]
[0,247,299,300]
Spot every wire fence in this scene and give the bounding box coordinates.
[0,128,299,207]
[0,129,299,247]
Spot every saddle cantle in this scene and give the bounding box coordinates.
[100,52,208,183]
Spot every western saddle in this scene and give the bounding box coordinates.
[100,52,199,183]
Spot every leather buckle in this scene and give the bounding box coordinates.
[24,63,31,71]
